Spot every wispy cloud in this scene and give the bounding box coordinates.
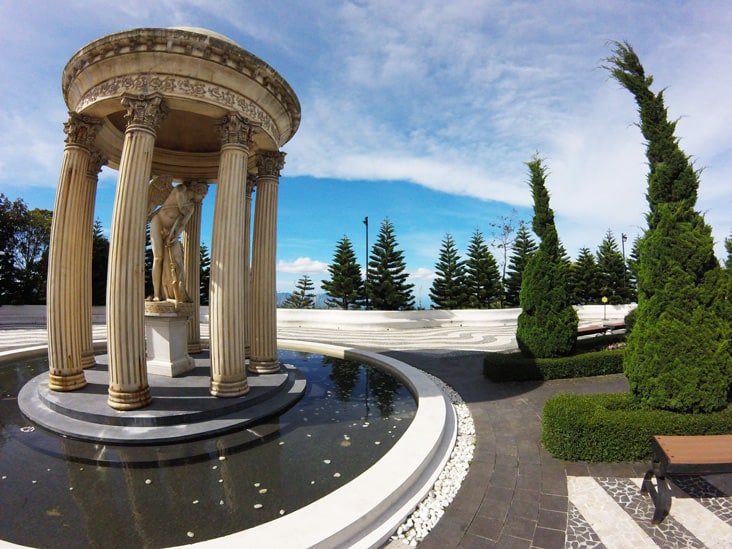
[277,257,329,274]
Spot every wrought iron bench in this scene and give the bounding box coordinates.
[641,434,732,524]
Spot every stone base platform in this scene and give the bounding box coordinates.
[18,351,306,449]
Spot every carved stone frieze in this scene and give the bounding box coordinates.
[77,74,279,143]
[256,151,286,178]
[62,28,300,137]
[122,94,168,131]
[64,113,102,148]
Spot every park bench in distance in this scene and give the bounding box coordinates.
[641,434,732,524]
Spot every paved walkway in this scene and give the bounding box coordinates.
[2,324,731,548]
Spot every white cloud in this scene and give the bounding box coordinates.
[408,267,436,281]
[277,257,329,274]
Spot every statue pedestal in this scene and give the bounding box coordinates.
[145,301,195,377]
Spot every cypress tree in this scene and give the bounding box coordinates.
[282,275,316,309]
[516,156,578,358]
[366,218,415,310]
[504,221,537,307]
[465,228,503,308]
[571,247,601,305]
[429,233,468,309]
[607,41,731,412]
[321,235,364,310]
[596,230,631,304]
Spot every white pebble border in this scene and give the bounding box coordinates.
[391,373,476,546]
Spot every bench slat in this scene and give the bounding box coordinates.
[655,435,732,466]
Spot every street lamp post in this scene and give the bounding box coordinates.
[621,233,628,297]
[363,216,369,310]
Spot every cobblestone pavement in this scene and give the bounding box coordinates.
[2,324,730,548]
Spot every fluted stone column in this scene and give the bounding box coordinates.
[80,150,107,369]
[249,151,285,374]
[209,113,253,397]
[244,179,254,358]
[107,94,167,410]
[47,113,102,391]
[183,181,207,354]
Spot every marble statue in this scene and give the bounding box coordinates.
[147,178,208,302]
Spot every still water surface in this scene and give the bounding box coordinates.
[0,350,416,548]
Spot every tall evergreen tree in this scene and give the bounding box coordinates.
[282,275,316,309]
[504,221,537,307]
[429,233,468,309]
[725,231,732,272]
[366,218,414,310]
[607,41,731,412]
[91,219,109,306]
[321,236,364,309]
[465,228,502,308]
[571,247,601,305]
[516,156,578,358]
[199,244,211,306]
[596,230,631,304]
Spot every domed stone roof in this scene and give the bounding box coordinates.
[62,27,300,179]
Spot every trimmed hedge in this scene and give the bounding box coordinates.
[542,392,732,462]
[483,348,624,382]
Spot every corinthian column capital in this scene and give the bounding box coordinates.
[63,112,102,148]
[217,113,257,146]
[87,148,108,178]
[256,150,286,178]
[122,93,168,131]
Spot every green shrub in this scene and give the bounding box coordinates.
[484,348,624,382]
[542,392,732,462]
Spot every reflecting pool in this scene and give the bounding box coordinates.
[0,350,417,548]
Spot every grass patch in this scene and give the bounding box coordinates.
[542,392,732,462]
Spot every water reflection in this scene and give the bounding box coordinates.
[0,350,416,548]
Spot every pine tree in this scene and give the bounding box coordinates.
[429,233,468,309]
[366,218,415,310]
[91,219,109,306]
[725,231,732,272]
[571,247,601,305]
[199,244,211,306]
[504,221,537,307]
[465,228,502,308]
[607,41,731,412]
[321,236,364,309]
[596,230,630,304]
[282,275,316,309]
[516,156,578,358]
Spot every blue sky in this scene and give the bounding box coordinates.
[1,1,731,303]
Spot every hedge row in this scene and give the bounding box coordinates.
[542,392,732,462]
[483,348,624,382]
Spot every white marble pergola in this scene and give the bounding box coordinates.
[46,27,300,410]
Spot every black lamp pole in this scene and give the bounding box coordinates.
[363,216,369,310]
